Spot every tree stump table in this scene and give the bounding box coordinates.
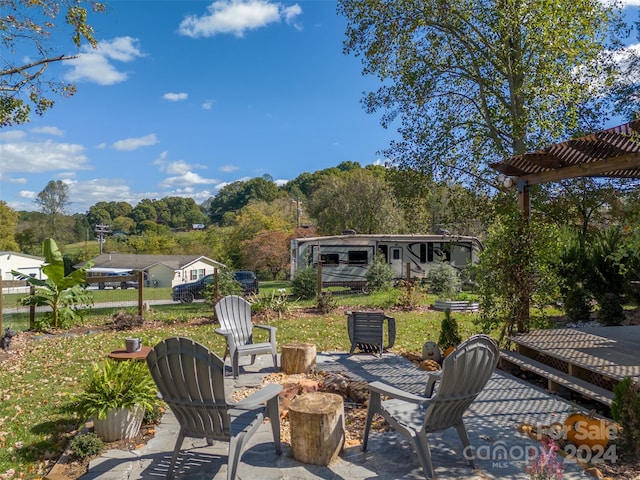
[281,342,316,374]
[289,392,345,465]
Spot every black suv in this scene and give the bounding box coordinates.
[172,274,213,303]
[233,270,259,295]
[172,271,258,303]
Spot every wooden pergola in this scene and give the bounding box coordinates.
[489,118,640,330]
[491,119,640,214]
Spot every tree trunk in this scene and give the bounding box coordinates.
[289,392,344,465]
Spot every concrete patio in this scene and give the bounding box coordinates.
[78,351,594,480]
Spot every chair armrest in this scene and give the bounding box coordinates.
[254,324,277,342]
[385,316,396,349]
[215,328,232,338]
[369,380,427,405]
[234,383,283,408]
[424,371,441,397]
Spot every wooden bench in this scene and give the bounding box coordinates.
[499,349,614,407]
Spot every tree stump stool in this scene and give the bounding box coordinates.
[289,392,345,465]
[281,342,316,374]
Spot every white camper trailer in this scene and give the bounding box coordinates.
[290,234,483,290]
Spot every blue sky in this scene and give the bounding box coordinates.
[0,0,398,213]
[1,0,639,214]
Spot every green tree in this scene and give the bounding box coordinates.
[1,0,105,127]
[111,216,135,234]
[14,238,93,329]
[130,199,158,225]
[0,201,19,251]
[208,176,286,225]
[307,169,405,234]
[536,178,621,242]
[35,180,71,237]
[473,209,562,339]
[338,0,624,180]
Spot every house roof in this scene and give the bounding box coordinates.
[490,119,640,185]
[0,251,44,262]
[79,253,225,271]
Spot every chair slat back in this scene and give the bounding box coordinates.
[215,295,254,345]
[423,335,498,432]
[147,337,232,439]
[349,312,385,345]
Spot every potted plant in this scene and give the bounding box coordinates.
[73,359,159,442]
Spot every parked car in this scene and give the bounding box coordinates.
[171,271,258,303]
[233,270,259,295]
[98,271,139,290]
[172,274,214,303]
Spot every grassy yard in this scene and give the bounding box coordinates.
[0,282,490,479]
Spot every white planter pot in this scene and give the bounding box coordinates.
[93,405,144,442]
[433,300,479,312]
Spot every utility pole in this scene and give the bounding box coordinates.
[292,199,302,227]
[94,224,111,254]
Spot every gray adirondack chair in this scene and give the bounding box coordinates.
[362,334,499,480]
[146,337,282,480]
[346,311,396,356]
[215,295,278,378]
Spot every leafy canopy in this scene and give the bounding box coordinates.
[338,0,626,184]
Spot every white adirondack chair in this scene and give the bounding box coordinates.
[214,295,278,378]
[146,337,282,480]
[362,334,499,479]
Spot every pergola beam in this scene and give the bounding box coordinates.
[514,153,640,185]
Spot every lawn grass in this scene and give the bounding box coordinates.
[0,281,500,479]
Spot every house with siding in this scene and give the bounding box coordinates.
[0,251,46,280]
[81,253,225,288]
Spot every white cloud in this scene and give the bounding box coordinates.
[0,140,90,173]
[64,37,144,85]
[274,178,288,186]
[19,190,37,199]
[283,4,302,29]
[31,126,65,136]
[7,177,28,184]
[160,171,220,187]
[112,134,158,151]
[178,0,302,38]
[202,100,214,110]
[219,164,239,172]
[0,130,26,141]
[163,92,189,101]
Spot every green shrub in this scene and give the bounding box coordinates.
[366,254,394,292]
[205,271,243,304]
[395,279,425,310]
[426,263,461,299]
[292,267,318,299]
[143,403,164,425]
[563,284,592,322]
[611,377,640,459]
[438,309,462,349]
[69,433,104,459]
[316,291,337,314]
[597,293,625,326]
[253,289,290,319]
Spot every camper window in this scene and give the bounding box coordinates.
[320,253,339,266]
[348,250,368,265]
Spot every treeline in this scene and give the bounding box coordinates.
[2,161,640,282]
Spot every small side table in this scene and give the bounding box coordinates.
[108,346,152,361]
